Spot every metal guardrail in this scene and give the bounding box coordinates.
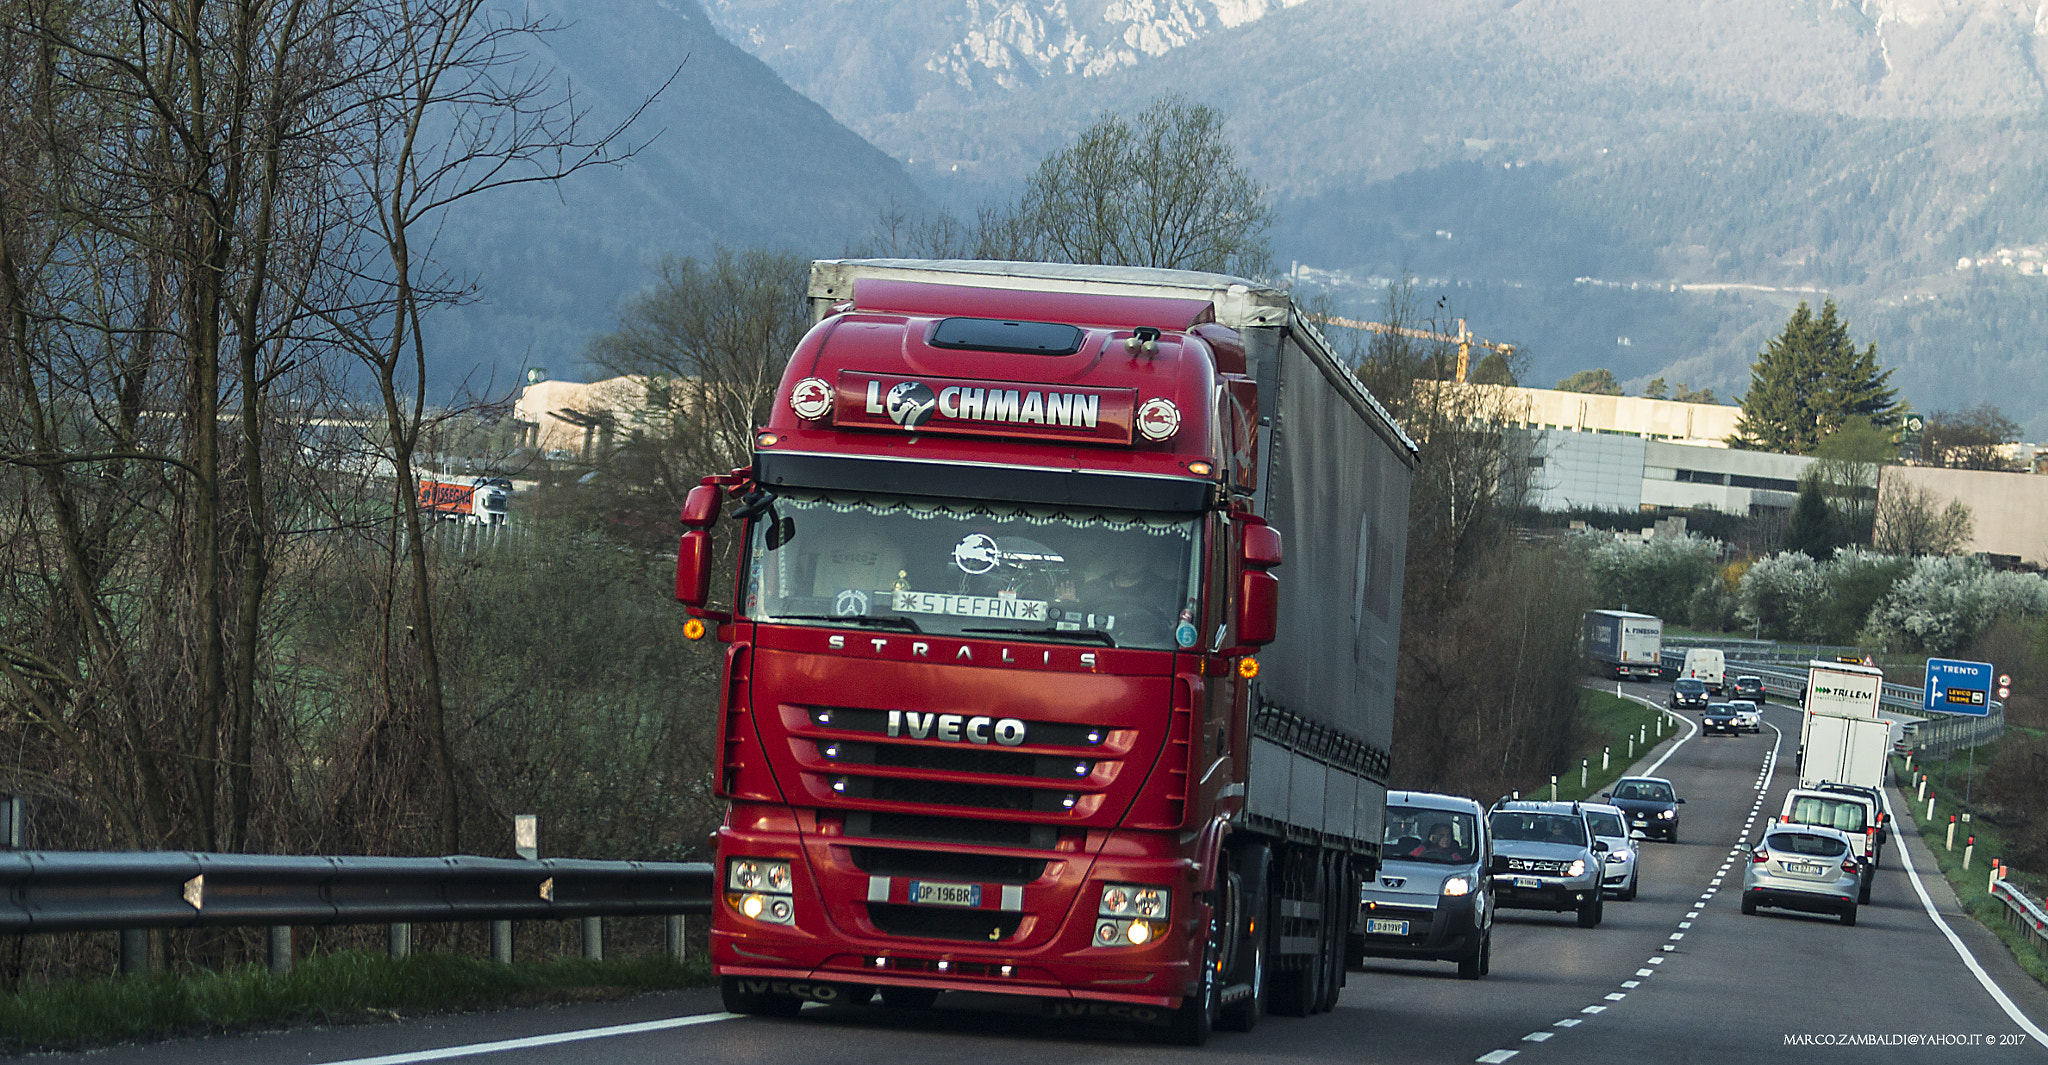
[1992,878,2048,958]
[0,852,711,933]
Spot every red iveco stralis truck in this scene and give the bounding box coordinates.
[673,260,1415,1044]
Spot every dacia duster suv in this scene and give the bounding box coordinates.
[1487,801,1608,928]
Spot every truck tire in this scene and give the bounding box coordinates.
[721,976,804,1018]
[1314,858,1345,1013]
[1218,847,1270,1033]
[1268,852,1317,1018]
[1162,895,1220,1046]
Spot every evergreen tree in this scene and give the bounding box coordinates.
[1642,376,1668,399]
[1732,299,1901,454]
[1784,477,1837,560]
[1556,368,1623,395]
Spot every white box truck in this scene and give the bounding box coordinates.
[1583,610,1663,680]
[1802,661,1883,720]
[1797,713,1890,790]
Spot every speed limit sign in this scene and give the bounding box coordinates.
[1999,686,2011,699]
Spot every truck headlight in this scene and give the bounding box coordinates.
[1099,883,1170,920]
[727,857,796,925]
[1094,882,1170,947]
[1441,876,1471,897]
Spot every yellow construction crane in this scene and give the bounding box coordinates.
[1316,316,1513,384]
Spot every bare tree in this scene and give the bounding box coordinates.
[583,247,812,507]
[1923,403,2022,470]
[314,0,663,854]
[1873,480,1973,556]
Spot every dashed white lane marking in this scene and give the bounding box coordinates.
[1679,921,1692,928]
[1648,957,1665,964]
[315,1013,741,1065]
[1622,980,1641,988]
[1605,992,1628,1001]
[1582,1005,1607,1014]
[1477,1050,1519,1063]
[1524,1031,1554,1042]
[1555,1018,1583,1027]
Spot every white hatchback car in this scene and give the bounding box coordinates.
[1727,699,1762,734]
[1582,803,1640,901]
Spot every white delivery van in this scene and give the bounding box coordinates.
[1681,648,1725,694]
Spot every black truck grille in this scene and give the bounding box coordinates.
[848,846,1048,885]
[846,812,1058,850]
[867,903,1024,942]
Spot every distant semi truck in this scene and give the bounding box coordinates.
[418,476,510,525]
[1583,610,1663,680]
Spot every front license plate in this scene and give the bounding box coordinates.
[907,880,982,907]
[1785,862,1823,876]
[1366,918,1410,936]
[1515,876,1542,889]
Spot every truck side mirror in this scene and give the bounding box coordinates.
[675,529,713,607]
[680,484,722,528]
[1235,522,1283,647]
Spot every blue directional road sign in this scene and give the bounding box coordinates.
[1924,658,1994,717]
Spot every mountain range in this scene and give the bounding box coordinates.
[426,1,2048,439]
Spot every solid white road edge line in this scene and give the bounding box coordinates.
[1883,787,2048,1047]
[315,1011,741,1065]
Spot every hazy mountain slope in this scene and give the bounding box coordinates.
[698,0,2048,435]
[424,0,936,390]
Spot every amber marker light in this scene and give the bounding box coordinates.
[755,432,779,447]
[683,618,707,640]
[1238,657,1260,679]
[1186,461,1213,476]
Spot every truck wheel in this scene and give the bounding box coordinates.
[721,976,804,1018]
[878,986,939,1009]
[1268,857,1316,1018]
[1218,847,1268,1032]
[1577,893,1603,928]
[1163,900,1220,1046]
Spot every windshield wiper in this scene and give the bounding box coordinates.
[963,625,1118,647]
[769,614,922,633]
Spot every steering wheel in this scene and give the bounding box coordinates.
[1090,595,1174,631]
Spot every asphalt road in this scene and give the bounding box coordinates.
[49,685,2048,1064]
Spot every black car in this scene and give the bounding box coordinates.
[1603,776,1684,843]
[1731,675,1765,703]
[1669,677,1709,710]
[1700,702,1740,736]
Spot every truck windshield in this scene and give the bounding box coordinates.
[742,489,1202,650]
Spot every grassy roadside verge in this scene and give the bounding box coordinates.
[1890,752,2048,988]
[0,950,714,1054]
[1533,687,1681,804]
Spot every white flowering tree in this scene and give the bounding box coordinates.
[1735,552,1827,639]
[1864,556,2048,654]
[1575,533,1724,621]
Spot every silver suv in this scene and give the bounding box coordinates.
[1488,801,1608,928]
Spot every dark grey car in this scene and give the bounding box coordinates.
[1488,801,1607,928]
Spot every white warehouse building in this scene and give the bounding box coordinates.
[1521,429,1815,514]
